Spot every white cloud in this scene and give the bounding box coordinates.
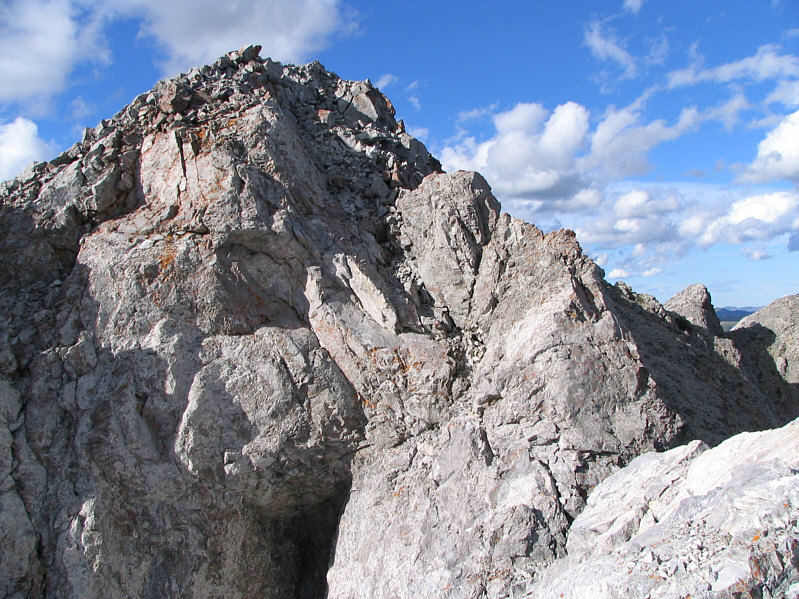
[100,0,351,75]
[623,0,644,14]
[739,110,799,183]
[727,191,798,224]
[441,102,590,203]
[0,117,53,181]
[442,100,704,217]
[407,126,429,141]
[585,21,638,80]
[766,80,799,107]
[0,0,107,105]
[707,92,750,131]
[576,208,679,248]
[457,105,497,122]
[644,35,669,67]
[443,100,799,277]
[0,0,352,105]
[70,95,96,120]
[375,74,398,89]
[408,95,421,110]
[441,92,799,282]
[699,191,799,245]
[582,105,700,178]
[742,248,772,260]
[667,45,799,89]
[494,103,548,133]
[614,189,680,218]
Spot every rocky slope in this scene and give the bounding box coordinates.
[0,46,796,598]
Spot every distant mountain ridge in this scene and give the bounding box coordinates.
[717,306,760,325]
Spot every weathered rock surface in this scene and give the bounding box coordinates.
[529,417,799,598]
[664,282,724,338]
[732,296,799,412]
[0,45,797,598]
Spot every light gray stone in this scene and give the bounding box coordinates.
[528,418,799,599]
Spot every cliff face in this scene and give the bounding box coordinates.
[0,46,796,598]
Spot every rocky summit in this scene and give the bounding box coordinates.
[1,45,797,599]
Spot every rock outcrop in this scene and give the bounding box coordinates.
[529,418,799,598]
[664,283,724,338]
[1,45,797,598]
[731,296,799,415]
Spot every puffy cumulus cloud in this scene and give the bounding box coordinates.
[0,0,107,104]
[441,102,590,205]
[442,95,799,284]
[502,187,602,226]
[613,189,680,218]
[739,110,799,183]
[565,182,799,280]
[493,103,548,134]
[442,101,703,217]
[699,191,799,246]
[0,118,53,181]
[667,44,799,89]
[443,42,799,284]
[576,208,679,249]
[104,0,350,75]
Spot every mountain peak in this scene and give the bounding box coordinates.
[1,49,797,598]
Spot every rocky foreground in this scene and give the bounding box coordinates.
[1,46,797,598]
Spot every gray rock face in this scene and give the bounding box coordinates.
[732,296,799,414]
[529,417,799,598]
[0,46,797,598]
[607,283,796,446]
[665,282,724,338]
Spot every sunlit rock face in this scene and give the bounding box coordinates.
[1,45,796,598]
[528,418,799,599]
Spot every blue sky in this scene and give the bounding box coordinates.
[1,0,798,307]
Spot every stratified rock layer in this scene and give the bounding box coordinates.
[0,46,797,598]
